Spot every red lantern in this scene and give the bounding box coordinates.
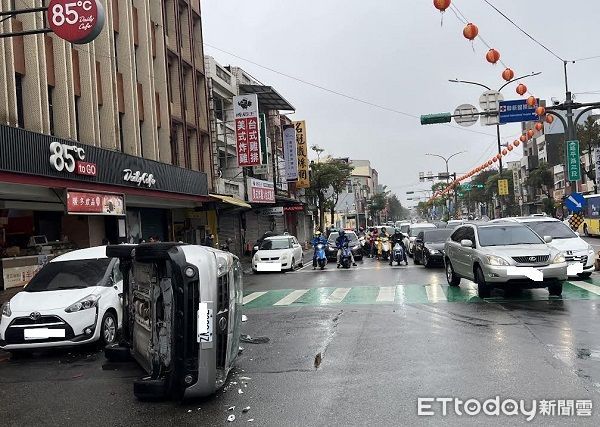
[527,96,537,107]
[536,106,545,116]
[520,135,527,143]
[527,129,534,138]
[486,49,500,64]
[516,84,527,96]
[433,0,451,12]
[497,153,503,159]
[546,115,554,124]
[502,68,514,81]
[514,140,520,147]
[502,148,508,155]
[535,122,543,131]
[507,145,513,151]
[487,160,493,166]
[463,23,478,40]
[492,157,498,163]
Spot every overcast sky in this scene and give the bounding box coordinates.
[201,1,600,206]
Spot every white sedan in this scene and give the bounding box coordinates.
[0,246,122,353]
[252,235,304,272]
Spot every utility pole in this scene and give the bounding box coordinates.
[426,152,465,219]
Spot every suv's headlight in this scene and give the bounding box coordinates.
[1,302,11,317]
[428,249,439,255]
[552,253,566,264]
[485,255,509,266]
[65,295,100,313]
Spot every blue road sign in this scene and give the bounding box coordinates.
[564,192,586,212]
[498,99,538,124]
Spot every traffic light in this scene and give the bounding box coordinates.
[474,184,484,189]
[420,113,452,125]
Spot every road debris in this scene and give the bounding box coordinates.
[239,376,252,380]
[314,352,322,369]
[248,419,254,422]
[228,406,236,411]
[242,406,251,413]
[227,414,236,422]
[240,334,270,344]
[242,314,248,322]
[238,388,244,394]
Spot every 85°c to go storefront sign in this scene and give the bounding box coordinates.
[47,0,106,44]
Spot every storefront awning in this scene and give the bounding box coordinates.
[238,85,295,111]
[210,194,251,209]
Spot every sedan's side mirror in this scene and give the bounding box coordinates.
[460,239,474,248]
[544,235,553,243]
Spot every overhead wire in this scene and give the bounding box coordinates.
[480,0,564,62]
[204,43,497,138]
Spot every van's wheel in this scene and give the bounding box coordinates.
[100,311,118,346]
[289,258,296,271]
[548,282,563,296]
[475,267,491,298]
[445,260,461,286]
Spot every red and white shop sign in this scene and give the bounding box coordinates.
[233,94,261,167]
[47,0,106,44]
[67,190,124,216]
[247,178,275,204]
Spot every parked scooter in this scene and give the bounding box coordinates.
[338,243,353,269]
[390,242,407,266]
[378,237,391,261]
[313,242,327,270]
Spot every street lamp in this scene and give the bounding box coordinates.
[448,71,542,173]
[425,151,465,218]
[311,145,324,162]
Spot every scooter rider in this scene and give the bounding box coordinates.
[390,228,408,265]
[369,227,379,258]
[311,230,328,268]
[336,230,357,267]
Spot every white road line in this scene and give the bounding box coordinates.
[243,291,268,305]
[425,284,447,303]
[273,289,309,306]
[324,288,351,304]
[376,286,396,303]
[568,281,600,296]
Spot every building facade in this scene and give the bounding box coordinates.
[0,0,214,289]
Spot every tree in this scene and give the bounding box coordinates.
[368,192,387,223]
[307,158,353,230]
[577,116,600,182]
[525,161,555,215]
[486,169,520,217]
[387,194,408,221]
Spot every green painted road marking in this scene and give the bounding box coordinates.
[242,281,600,309]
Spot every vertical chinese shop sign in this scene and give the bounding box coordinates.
[294,121,310,188]
[233,94,261,167]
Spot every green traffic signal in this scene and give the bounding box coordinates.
[420,113,452,125]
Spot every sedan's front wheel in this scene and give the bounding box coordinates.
[446,260,461,286]
[101,311,118,346]
[475,267,491,298]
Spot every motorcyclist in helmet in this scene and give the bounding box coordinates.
[335,230,357,267]
[311,230,328,268]
[390,228,408,265]
[369,227,379,258]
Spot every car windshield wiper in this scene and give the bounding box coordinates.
[54,285,90,290]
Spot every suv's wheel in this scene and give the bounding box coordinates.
[577,272,592,279]
[423,253,430,268]
[445,260,461,286]
[475,267,491,298]
[100,311,118,346]
[548,282,563,296]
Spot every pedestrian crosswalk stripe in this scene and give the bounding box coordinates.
[273,289,309,306]
[242,280,600,309]
[324,288,351,304]
[243,291,267,305]
[567,281,600,296]
[425,284,447,303]
[376,286,396,302]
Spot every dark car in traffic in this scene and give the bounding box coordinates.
[413,228,454,267]
[326,231,363,261]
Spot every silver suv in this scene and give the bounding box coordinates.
[444,223,567,298]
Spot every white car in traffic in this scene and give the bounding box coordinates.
[252,235,304,272]
[0,246,122,353]
[407,223,437,256]
[494,216,595,278]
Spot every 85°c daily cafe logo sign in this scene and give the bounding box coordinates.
[47,0,106,44]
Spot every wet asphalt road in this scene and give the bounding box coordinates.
[2,250,600,425]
